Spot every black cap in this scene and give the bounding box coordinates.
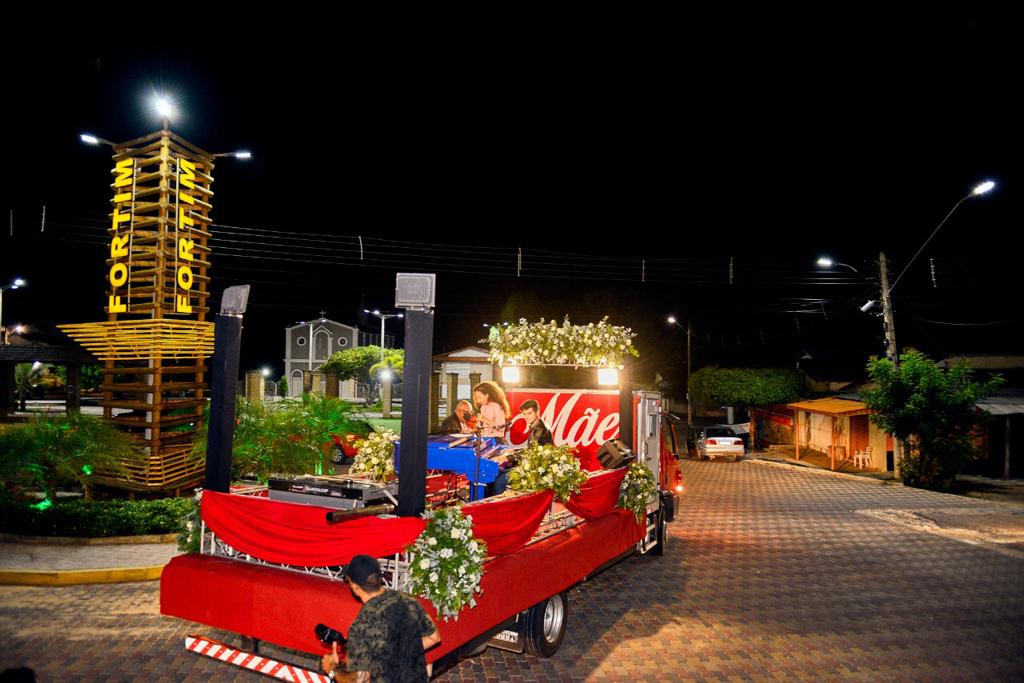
[343,555,381,585]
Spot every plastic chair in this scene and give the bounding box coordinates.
[852,447,871,469]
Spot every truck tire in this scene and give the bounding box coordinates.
[651,505,667,556]
[523,592,568,657]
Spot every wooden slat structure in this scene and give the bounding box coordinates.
[58,129,216,492]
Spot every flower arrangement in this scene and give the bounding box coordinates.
[618,462,657,520]
[407,506,487,621]
[350,429,399,482]
[483,316,640,368]
[176,489,203,554]
[506,443,588,503]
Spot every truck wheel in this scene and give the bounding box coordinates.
[652,506,667,556]
[524,592,568,657]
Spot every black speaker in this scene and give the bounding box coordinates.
[596,439,633,469]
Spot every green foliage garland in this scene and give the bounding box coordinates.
[506,443,588,503]
[618,462,657,520]
[350,429,399,482]
[484,317,639,368]
[407,506,487,621]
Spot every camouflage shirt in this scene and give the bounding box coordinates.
[345,590,436,683]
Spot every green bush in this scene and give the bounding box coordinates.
[0,497,193,537]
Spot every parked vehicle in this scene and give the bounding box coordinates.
[696,425,745,461]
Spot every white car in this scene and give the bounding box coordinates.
[697,425,745,461]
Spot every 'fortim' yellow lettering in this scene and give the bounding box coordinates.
[178,238,195,261]
[176,294,192,314]
[113,159,134,188]
[108,295,127,313]
[178,210,196,230]
[110,206,131,230]
[109,263,128,287]
[177,265,194,290]
[110,234,129,258]
[179,159,196,189]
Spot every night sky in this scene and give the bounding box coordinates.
[3,14,1020,392]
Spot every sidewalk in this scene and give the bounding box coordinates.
[0,539,179,586]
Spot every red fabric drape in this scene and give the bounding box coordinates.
[565,468,627,520]
[460,490,554,556]
[201,491,426,566]
[575,449,602,472]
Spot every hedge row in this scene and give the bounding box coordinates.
[0,497,192,537]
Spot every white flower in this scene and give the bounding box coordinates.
[428,536,437,546]
[440,548,454,559]
[419,558,431,569]
[429,572,438,583]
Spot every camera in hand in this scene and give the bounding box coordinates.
[315,623,347,647]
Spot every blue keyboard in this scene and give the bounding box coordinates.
[394,435,503,499]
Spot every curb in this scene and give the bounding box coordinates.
[745,457,899,487]
[0,564,165,586]
[0,532,178,546]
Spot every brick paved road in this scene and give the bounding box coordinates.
[2,461,1022,681]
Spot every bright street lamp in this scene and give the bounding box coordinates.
[213,150,253,160]
[363,309,404,362]
[1,277,27,344]
[815,257,859,274]
[261,367,272,378]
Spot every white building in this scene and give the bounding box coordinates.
[283,317,394,398]
[433,346,494,414]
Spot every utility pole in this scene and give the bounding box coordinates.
[878,252,902,475]
[686,316,693,429]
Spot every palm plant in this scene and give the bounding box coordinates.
[0,413,143,501]
[192,395,372,483]
[14,363,43,411]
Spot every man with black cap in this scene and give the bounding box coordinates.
[321,554,440,682]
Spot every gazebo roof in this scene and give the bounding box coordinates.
[787,397,873,417]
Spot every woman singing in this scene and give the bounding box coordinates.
[472,381,511,442]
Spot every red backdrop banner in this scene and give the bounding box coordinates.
[201,491,427,566]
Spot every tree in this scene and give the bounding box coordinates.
[47,364,103,392]
[14,363,43,411]
[689,367,801,409]
[277,375,289,397]
[321,345,405,401]
[861,349,1003,490]
[191,395,373,483]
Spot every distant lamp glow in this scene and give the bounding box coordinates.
[502,366,521,383]
[597,368,619,386]
[13,278,26,288]
[261,367,271,378]
[80,134,100,145]
[13,324,25,334]
[971,180,995,196]
[31,361,42,370]
[816,257,834,268]
[667,316,677,325]
[860,300,877,313]
[154,96,174,119]
[234,151,252,160]
[380,369,393,381]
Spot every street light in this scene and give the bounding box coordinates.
[1,277,27,345]
[666,314,693,427]
[363,309,404,362]
[261,367,272,378]
[213,150,253,160]
[815,257,859,274]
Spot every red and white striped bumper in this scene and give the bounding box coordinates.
[185,635,330,683]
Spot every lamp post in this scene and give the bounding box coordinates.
[364,309,404,417]
[816,179,996,475]
[1,278,26,345]
[667,315,693,428]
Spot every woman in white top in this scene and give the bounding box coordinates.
[472,381,511,442]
